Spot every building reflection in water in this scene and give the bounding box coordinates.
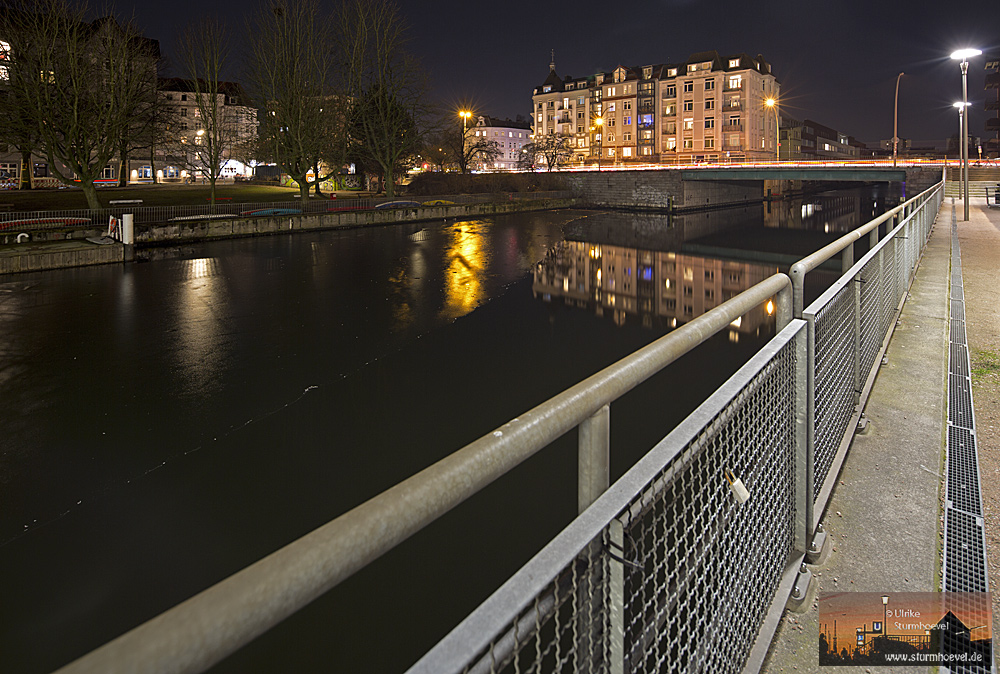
[533,239,777,341]
[764,184,901,233]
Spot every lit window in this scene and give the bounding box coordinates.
[729,59,740,68]
[623,147,632,157]
[667,68,677,77]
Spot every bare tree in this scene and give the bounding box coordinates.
[0,0,158,209]
[522,133,573,172]
[337,0,427,199]
[175,20,243,205]
[0,40,41,189]
[246,0,347,201]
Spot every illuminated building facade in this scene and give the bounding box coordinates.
[531,51,780,166]
[469,115,532,171]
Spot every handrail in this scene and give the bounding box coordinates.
[788,181,943,316]
[54,275,792,674]
[53,179,945,674]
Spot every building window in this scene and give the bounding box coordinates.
[705,138,715,149]
[640,130,653,139]
[623,116,632,125]
[666,138,677,150]
[683,139,693,149]
[683,118,694,131]
[705,99,715,110]
[705,118,715,129]
[181,108,187,117]
[705,80,715,91]
[729,58,740,68]
[643,66,652,79]
[663,104,674,116]
[641,146,652,155]
[667,68,677,77]
[607,102,616,112]
[623,101,632,111]
[623,147,632,157]
[683,81,693,93]
[543,85,552,93]
[664,122,676,133]
[683,101,693,112]
[623,132,632,141]
[728,75,742,89]
[664,84,676,98]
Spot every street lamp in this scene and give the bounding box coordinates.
[951,48,981,221]
[893,72,904,168]
[955,102,971,204]
[881,595,890,638]
[593,117,604,171]
[765,98,779,161]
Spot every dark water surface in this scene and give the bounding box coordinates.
[0,187,894,673]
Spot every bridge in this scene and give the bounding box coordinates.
[681,165,907,182]
[562,164,941,212]
[53,176,989,674]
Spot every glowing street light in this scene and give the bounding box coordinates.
[593,117,604,171]
[951,48,981,221]
[459,110,472,135]
[764,97,779,161]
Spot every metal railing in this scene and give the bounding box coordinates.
[0,191,574,235]
[53,181,943,674]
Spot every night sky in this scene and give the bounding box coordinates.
[122,0,997,149]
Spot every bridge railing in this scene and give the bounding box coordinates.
[53,182,942,674]
[409,181,942,674]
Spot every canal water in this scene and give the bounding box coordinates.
[0,185,897,673]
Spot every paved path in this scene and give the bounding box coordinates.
[762,197,1000,673]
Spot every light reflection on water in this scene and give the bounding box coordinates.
[0,188,893,674]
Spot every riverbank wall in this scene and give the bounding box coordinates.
[0,196,579,275]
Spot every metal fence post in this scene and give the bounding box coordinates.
[579,405,610,514]
[608,519,625,674]
[794,323,811,553]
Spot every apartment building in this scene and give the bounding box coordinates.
[159,78,258,182]
[470,115,532,171]
[531,50,779,166]
[986,55,999,156]
[779,118,865,161]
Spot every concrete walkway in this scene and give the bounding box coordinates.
[761,198,1000,673]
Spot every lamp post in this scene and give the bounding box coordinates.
[951,49,981,221]
[765,97,779,161]
[593,117,604,171]
[955,102,971,206]
[893,72,904,168]
[881,595,890,638]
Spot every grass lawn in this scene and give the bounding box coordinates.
[0,183,369,211]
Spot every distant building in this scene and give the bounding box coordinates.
[159,77,258,182]
[469,115,532,171]
[778,119,866,160]
[531,50,780,167]
[986,55,999,156]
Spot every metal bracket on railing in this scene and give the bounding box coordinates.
[807,523,830,565]
[787,563,813,612]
